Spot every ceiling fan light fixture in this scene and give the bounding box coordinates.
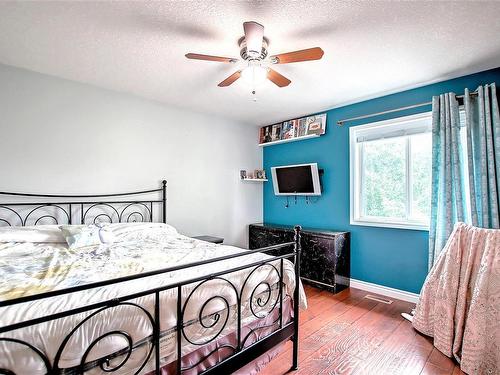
[241,63,268,86]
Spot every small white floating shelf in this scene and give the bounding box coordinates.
[258,134,320,147]
[241,178,268,182]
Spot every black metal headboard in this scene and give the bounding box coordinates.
[0,180,167,227]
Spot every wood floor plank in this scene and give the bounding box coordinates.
[426,348,456,373]
[350,315,432,375]
[307,299,408,375]
[291,297,385,374]
[258,286,464,375]
[451,365,466,375]
[420,362,454,375]
[260,289,373,375]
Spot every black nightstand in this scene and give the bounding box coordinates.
[192,235,224,244]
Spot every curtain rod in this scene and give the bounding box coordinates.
[336,91,478,126]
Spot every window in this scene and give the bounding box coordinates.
[350,112,432,230]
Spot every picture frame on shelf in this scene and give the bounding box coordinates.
[240,170,247,179]
[305,113,327,135]
[282,120,295,139]
[254,169,266,179]
[259,125,273,144]
[270,123,282,141]
[296,117,308,137]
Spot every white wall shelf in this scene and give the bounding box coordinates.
[258,134,320,147]
[241,178,268,182]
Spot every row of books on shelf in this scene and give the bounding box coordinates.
[259,113,327,144]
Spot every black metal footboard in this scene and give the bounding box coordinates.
[0,226,302,375]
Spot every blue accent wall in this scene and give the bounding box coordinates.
[263,67,500,294]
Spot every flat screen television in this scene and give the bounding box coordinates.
[271,163,321,196]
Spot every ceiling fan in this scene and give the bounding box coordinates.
[185,21,324,90]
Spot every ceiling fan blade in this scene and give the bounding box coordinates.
[267,68,291,87]
[243,21,264,56]
[218,71,242,87]
[185,53,237,63]
[270,47,324,64]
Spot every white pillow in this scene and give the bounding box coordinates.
[59,224,116,249]
[106,222,178,241]
[0,225,66,243]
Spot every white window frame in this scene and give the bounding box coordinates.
[349,112,432,231]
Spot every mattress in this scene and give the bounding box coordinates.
[0,223,306,374]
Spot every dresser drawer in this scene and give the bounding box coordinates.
[249,224,350,294]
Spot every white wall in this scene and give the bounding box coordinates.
[0,63,262,247]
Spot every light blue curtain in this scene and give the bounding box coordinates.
[428,84,499,268]
[428,93,467,267]
[464,84,500,228]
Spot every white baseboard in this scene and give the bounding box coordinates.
[349,278,420,304]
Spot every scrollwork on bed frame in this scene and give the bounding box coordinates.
[0,181,302,375]
[0,180,167,226]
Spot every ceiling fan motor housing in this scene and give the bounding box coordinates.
[238,37,269,61]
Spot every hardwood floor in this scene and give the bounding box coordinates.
[260,285,465,375]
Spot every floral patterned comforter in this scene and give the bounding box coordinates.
[0,223,305,374]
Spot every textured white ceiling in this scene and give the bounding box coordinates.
[1,1,500,125]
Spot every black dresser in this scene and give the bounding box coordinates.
[249,223,350,293]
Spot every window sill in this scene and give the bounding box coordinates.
[350,219,429,231]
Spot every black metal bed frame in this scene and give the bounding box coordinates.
[0,180,301,375]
